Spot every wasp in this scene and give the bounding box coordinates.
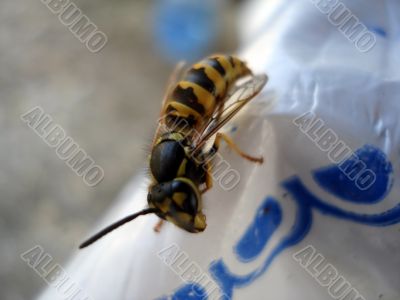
[79,55,268,248]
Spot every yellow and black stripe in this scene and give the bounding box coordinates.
[165,54,252,131]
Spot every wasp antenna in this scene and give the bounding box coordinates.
[79,208,158,249]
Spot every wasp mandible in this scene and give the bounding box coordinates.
[80,55,268,248]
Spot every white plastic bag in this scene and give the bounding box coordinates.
[39,0,400,299]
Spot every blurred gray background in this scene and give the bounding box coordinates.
[0,0,239,299]
[3,1,396,300]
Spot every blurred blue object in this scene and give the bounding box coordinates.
[152,0,218,62]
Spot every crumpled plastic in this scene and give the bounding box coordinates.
[39,0,400,299]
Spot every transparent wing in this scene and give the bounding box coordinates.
[152,61,187,145]
[191,73,268,153]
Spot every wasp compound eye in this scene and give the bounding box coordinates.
[170,179,198,216]
[148,182,173,204]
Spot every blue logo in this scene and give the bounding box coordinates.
[158,144,400,299]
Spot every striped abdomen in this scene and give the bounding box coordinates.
[165,55,252,131]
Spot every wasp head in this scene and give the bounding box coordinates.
[147,178,206,233]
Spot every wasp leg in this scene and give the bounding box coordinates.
[153,219,164,233]
[212,132,263,163]
[200,162,213,194]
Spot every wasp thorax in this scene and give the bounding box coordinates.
[150,132,204,184]
[147,178,206,233]
[150,133,187,182]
